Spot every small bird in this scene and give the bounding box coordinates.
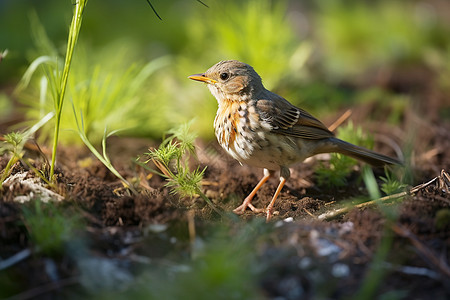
[189,60,401,221]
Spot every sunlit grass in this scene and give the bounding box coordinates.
[315,0,450,81]
[18,40,171,145]
[48,0,87,179]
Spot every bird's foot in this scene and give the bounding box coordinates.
[265,206,274,222]
[233,201,265,215]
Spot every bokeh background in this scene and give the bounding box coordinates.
[1,0,449,144]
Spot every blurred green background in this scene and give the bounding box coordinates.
[1,0,449,144]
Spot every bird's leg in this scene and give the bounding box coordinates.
[266,167,290,221]
[233,169,274,214]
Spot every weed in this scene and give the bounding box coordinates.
[18,16,170,145]
[72,105,137,195]
[380,168,407,195]
[14,2,88,181]
[316,121,374,188]
[362,166,400,221]
[0,112,54,188]
[146,122,222,215]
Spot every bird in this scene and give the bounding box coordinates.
[188,60,402,221]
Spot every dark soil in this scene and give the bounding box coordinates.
[1,101,450,299]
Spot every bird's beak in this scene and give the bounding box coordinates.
[188,73,217,84]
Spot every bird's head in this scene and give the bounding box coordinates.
[189,60,264,102]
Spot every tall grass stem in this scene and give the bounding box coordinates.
[49,0,88,180]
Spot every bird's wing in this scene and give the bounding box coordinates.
[256,92,334,140]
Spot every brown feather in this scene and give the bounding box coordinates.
[256,91,334,140]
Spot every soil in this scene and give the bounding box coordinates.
[1,93,450,298]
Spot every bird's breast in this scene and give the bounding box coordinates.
[213,99,314,170]
[214,99,277,168]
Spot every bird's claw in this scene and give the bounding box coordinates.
[233,202,265,215]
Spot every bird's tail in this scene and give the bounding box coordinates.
[323,138,402,167]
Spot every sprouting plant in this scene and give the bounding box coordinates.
[145,122,222,216]
[72,105,137,195]
[15,1,88,182]
[316,121,374,188]
[0,132,26,186]
[0,112,54,188]
[380,167,407,195]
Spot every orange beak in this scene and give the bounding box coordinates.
[188,73,217,84]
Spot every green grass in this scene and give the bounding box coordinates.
[48,0,87,179]
[380,168,407,195]
[17,21,171,146]
[316,121,374,188]
[22,201,83,256]
[72,108,137,195]
[13,2,88,180]
[0,112,54,188]
[16,0,308,142]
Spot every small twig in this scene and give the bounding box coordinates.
[419,147,441,162]
[319,170,449,220]
[187,210,196,258]
[383,262,439,279]
[318,191,406,220]
[328,109,352,132]
[409,176,438,194]
[201,180,219,186]
[439,169,450,191]
[392,224,450,278]
[375,133,404,162]
[151,158,172,178]
[138,171,155,192]
[303,207,316,218]
[0,248,32,270]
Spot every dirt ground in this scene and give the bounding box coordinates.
[1,92,450,298]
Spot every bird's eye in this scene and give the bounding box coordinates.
[220,72,229,80]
